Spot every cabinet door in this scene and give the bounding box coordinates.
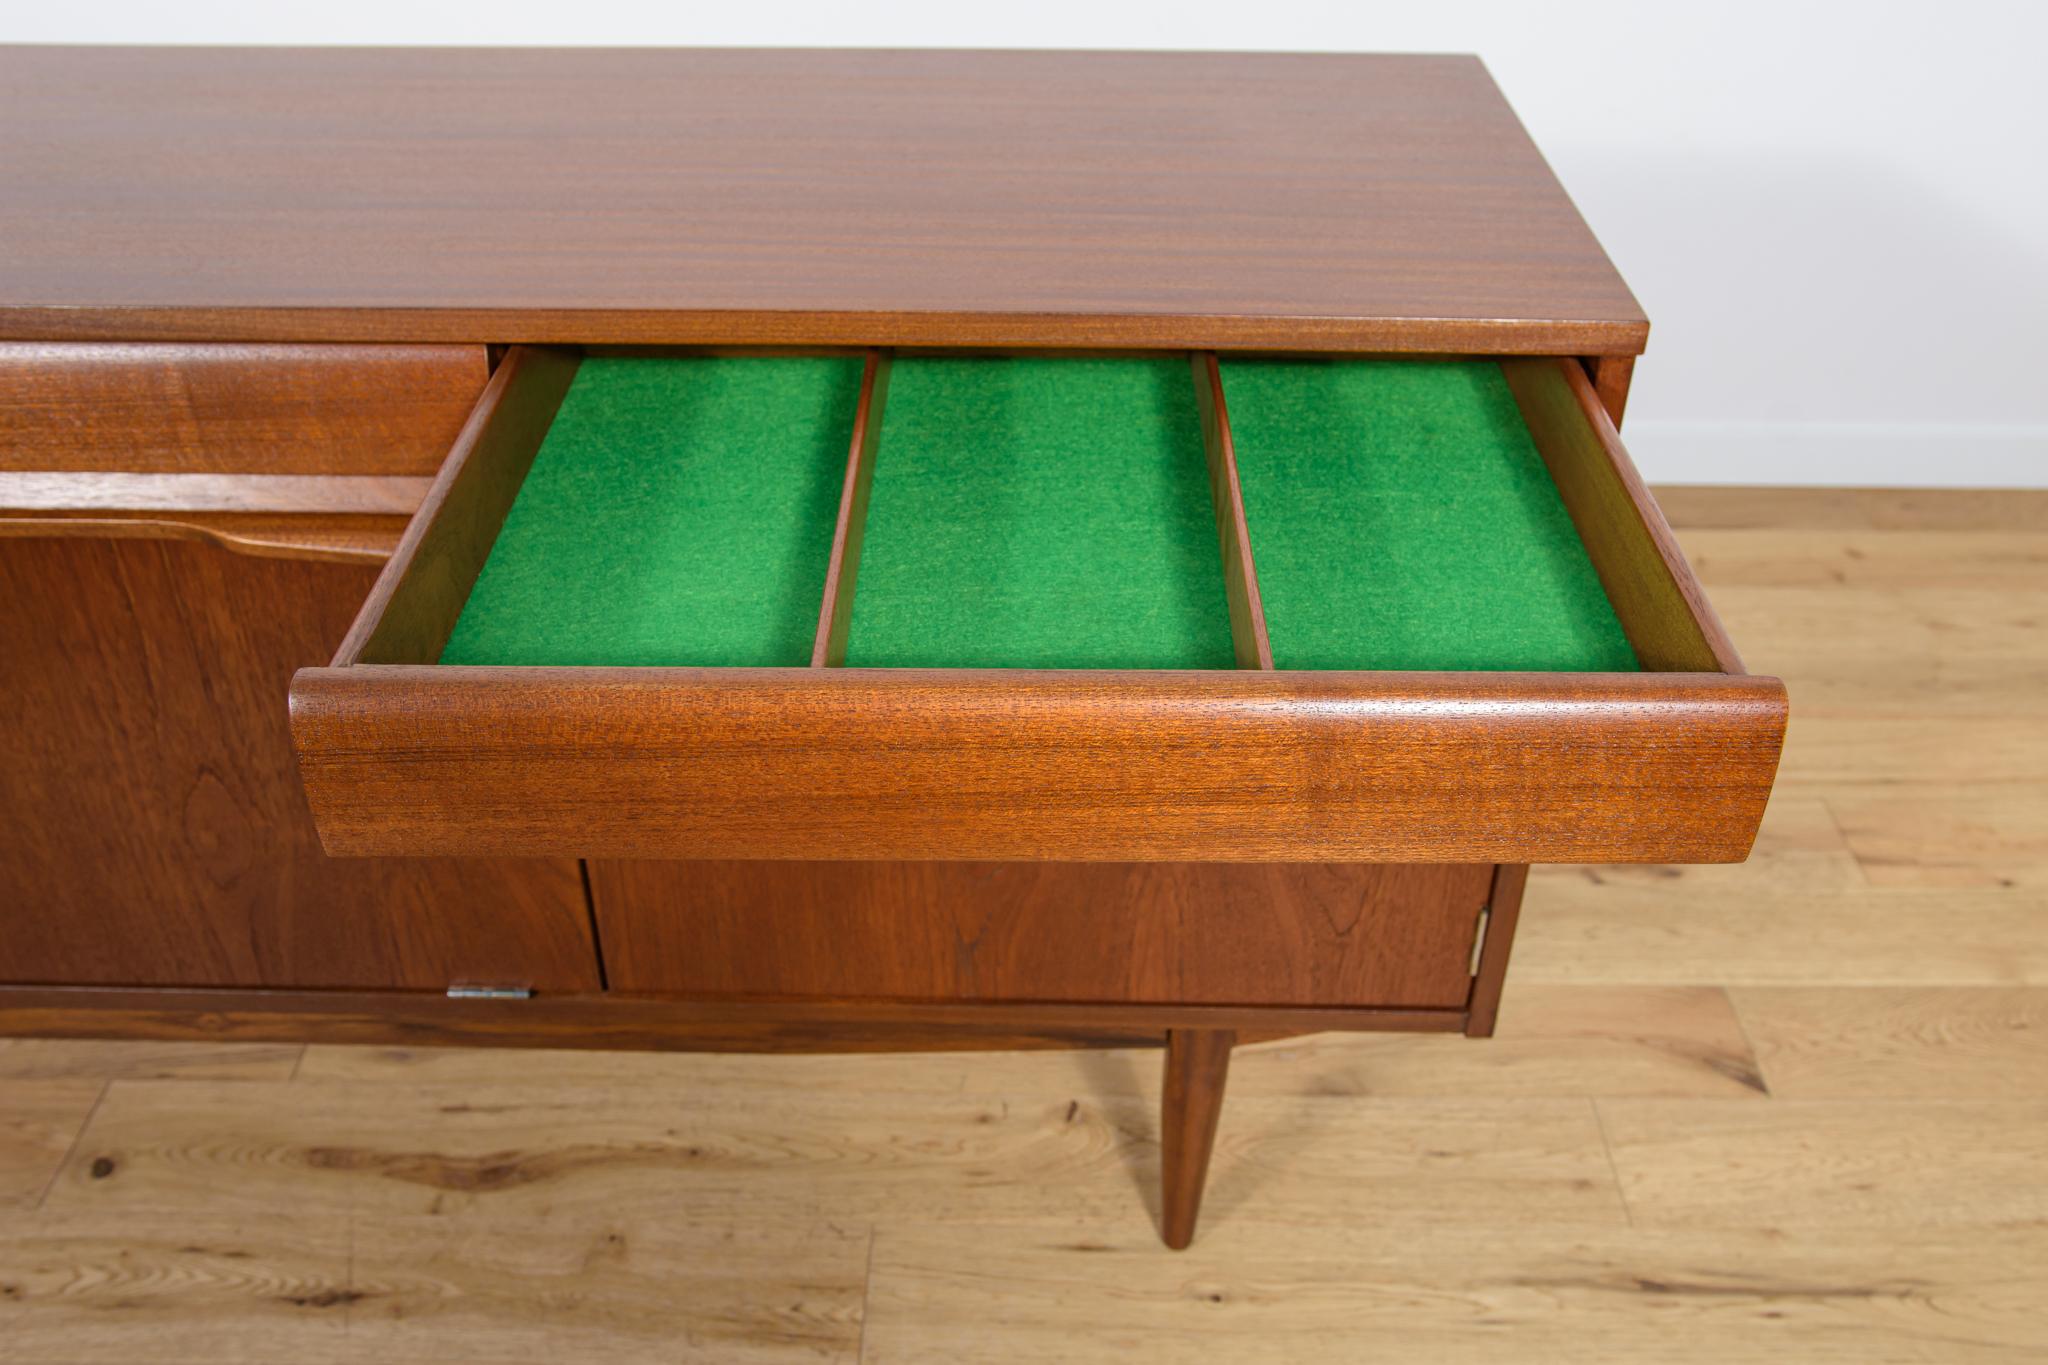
[0,534,598,992]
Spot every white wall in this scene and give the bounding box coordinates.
[8,1,2045,487]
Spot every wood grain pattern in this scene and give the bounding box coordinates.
[1521,886,2048,987]
[0,1038,302,1083]
[0,1209,867,1365]
[1655,485,2048,534]
[1160,1028,1233,1249]
[0,987,1463,1056]
[1733,988,2048,1099]
[350,1214,867,1362]
[0,1212,357,1362]
[0,534,597,992]
[1464,862,1530,1037]
[38,1081,1620,1228]
[1828,789,2048,889]
[0,1080,102,1208]
[279,984,1765,1101]
[1601,1099,2048,1229]
[864,1223,2048,1363]
[811,351,891,667]
[0,514,406,564]
[1585,353,1636,428]
[5,489,2044,1361]
[338,346,579,666]
[1237,985,1767,1099]
[1581,356,1630,429]
[0,472,431,515]
[1503,357,1745,673]
[588,861,1492,1007]
[298,347,1776,866]
[0,49,1644,354]
[0,342,486,474]
[291,665,1786,864]
[1191,352,1274,670]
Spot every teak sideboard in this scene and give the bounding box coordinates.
[0,47,1786,1248]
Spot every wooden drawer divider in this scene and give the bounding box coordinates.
[810,348,1276,673]
[810,349,891,668]
[1192,351,1275,671]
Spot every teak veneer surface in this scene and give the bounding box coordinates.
[589,861,1491,1007]
[0,342,487,474]
[0,535,598,992]
[290,666,1786,864]
[0,47,1644,353]
[0,986,1462,1054]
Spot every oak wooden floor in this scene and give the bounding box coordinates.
[3,486,2044,1363]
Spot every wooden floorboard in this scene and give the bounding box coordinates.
[861,1222,2048,1364]
[0,1080,103,1210]
[3,485,2046,1360]
[1733,986,2048,1100]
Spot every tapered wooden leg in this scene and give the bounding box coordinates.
[1466,862,1530,1038]
[1160,1027,1234,1250]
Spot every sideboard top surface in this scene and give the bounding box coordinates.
[0,47,1645,353]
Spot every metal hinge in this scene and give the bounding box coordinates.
[1468,906,1491,977]
[446,985,532,1000]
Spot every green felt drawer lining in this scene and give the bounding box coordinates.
[842,355,1235,669]
[438,353,1638,673]
[441,354,861,667]
[1222,358,1638,672]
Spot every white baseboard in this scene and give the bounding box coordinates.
[1620,420,2048,488]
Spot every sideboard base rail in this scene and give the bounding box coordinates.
[0,985,1465,1053]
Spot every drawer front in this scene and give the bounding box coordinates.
[592,860,1495,1009]
[0,342,488,562]
[290,346,1786,865]
[0,341,488,475]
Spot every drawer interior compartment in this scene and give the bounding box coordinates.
[297,345,1782,866]
[352,347,1717,676]
[1224,358,1638,672]
[440,355,861,667]
[843,355,1235,669]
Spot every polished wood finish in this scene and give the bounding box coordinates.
[0,49,1643,355]
[294,340,1779,866]
[811,350,891,667]
[0,342,486,474]
[0,986,1463,1054]
[1585,354,1636,428]
[589,861,1492,1007]
[0,465,430,565]
[0,534,599,991]
[292,665,1785,864]
[1503,357,1746,673]
[1465,862,1531,1038]
[339,346,579,666]
[1191,351,1275,670]
[0,472,431,515]
[1160,1028,1235,1249]
[4,495,2037,1355]
[0,45,1788,1259]
[0,514,406,564]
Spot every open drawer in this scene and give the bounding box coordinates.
[290,347,1786,863]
